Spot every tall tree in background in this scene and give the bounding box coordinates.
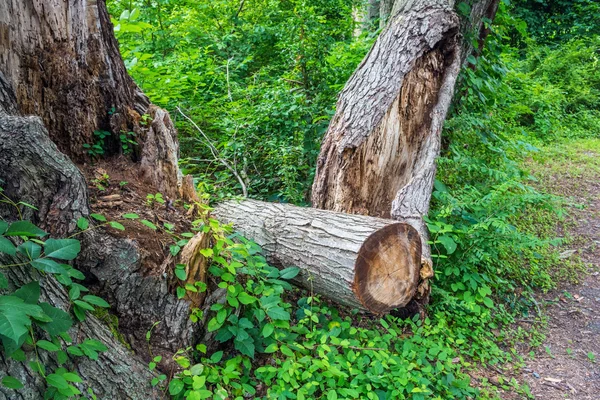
[312,0,500,267]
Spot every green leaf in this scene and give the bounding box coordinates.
[82,295,109,308]
[238,318,253,329]
[17,241,41,259]
[169,379,184,396]
[279,267,300,280]
[62,372,82,383]
[209,351,223,363]
[1,376,23,389]
[36,340,60,352]
[266,307,290,321]
[199,248,213,258]
[74,300,95,311]
[170,245,181,256]
[234,338,255,358]
[31,259,67,274]
[67,269,85,280]
[457,1,471,16]
[90,214,106,222]
[44,239,81,260]
[483,297,494,308]
[5,221,47,238]
[0,333,27,357]
[175,268,187,281]
[14,281,40,304]
[190,363,205,376]
[122,213,140,220]
[280,345,294,357]
[69,286,80,300]
[29,361,45,375]
[56,350,68,365]
[0,296,43,343]
[10,348,25,361]
[437,235,457,255]
[109,221,125,231]
[140,220,157,230]
[77,217,89,230]
[67,346,83,357]
[264,343,278,353]
[262,323,274,338]
[238,292,256,305]
[0,236,16,256]
[46,374,69,390]
[0,221,7,235]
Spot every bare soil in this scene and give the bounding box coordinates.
[513,149,600,399]
[80,156,196,275]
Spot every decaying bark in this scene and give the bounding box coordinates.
[312,0,500,264]
[312,0,461,262]
[213,199,431,314]
[0,0,181,196]
[0,0,145,159]
[0,74,160,399]
[0,74,196,393]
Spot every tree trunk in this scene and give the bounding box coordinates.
[0,258,162,400]
[213,200,433,314]
[311,0,500,265]
[0,74,161,399]
[0,0,180,198]
[0,72,198,393]
[379,0,394,28]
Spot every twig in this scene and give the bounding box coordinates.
[226,58,233,102]
[542,381,565,391]
[176,107,248,197]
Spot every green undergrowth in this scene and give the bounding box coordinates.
[155,214,529,400]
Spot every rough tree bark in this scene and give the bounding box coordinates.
[0,0,180,198]
[312,0,500,267]
[213,200,434,314]
[0,73,161,399]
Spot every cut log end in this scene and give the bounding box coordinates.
[354,223,422,314]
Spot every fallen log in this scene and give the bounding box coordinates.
[213,199,430,314]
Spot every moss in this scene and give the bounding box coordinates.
[92,308,131,350]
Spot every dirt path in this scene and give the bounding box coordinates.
[517,141,600,399]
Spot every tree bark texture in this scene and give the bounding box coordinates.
[0,0,145,158]
[0,0,181,198]
[0,74,160,399]
[312,0,500,263]
[213,200,433,314]
[0,257,162,400]
[0,73,196,392]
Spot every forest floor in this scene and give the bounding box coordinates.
[508,138,600,399]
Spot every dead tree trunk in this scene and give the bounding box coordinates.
[213,200,433,314]
[0,74,160,399]
[0,67,204,397]
[312,0,500,266]
[0,0,180,198]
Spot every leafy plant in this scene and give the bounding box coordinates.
[91,172,110,192]
[0,193,110,398]
[146,193,165,208]
[119,130,137,155]
[83,130,111,158]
